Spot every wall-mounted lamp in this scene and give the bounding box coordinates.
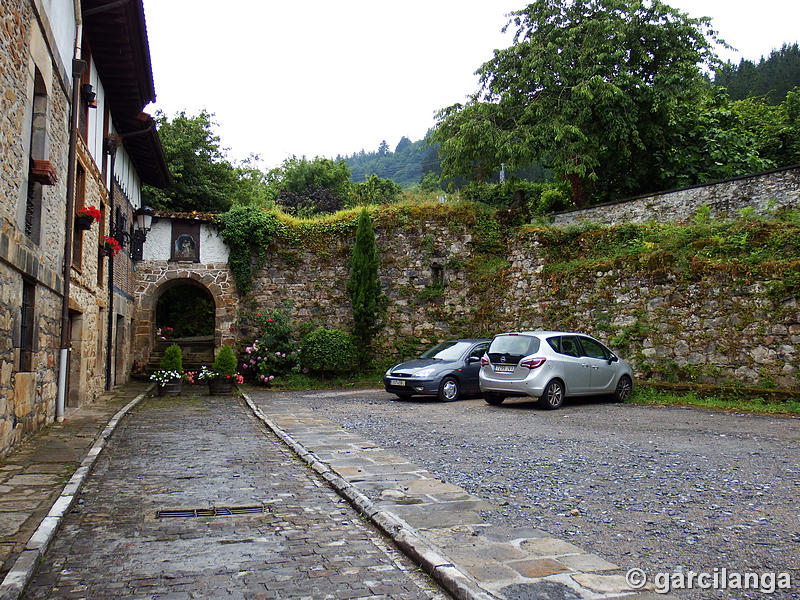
[81,83,97,108]
[112,204,154,261]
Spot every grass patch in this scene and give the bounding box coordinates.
[629,385,800,415]
[256,370,385,391]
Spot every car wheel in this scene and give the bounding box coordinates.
[438,376,460,401]
[484,393,505,406]
[538,380,565,410]
[394,392,413,400]
[612,375,632,403]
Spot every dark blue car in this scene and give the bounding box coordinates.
[383,339,490,401]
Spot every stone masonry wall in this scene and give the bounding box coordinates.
[0,0,72,457]
[500,234,799,389]
[551,165,800,227]
[240,216,799,391]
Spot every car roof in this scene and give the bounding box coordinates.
[492,331,590,338]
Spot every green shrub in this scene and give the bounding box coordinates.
[160,343,183,372]
[300,327,357,375]
[536,188,572,214]
[212,344,237,376]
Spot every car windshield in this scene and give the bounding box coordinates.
[420,341,472,361]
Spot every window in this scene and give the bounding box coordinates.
[488,335,540,362]
[78,37,91,140]
[72,164,86,269]
[24,69,48,243]
[20,281,35,371]
[579,337,609,360]
[469,343,489,359]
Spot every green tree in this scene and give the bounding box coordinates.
[729,88,800,167]
[351,174,403,206]
[346,209,383,369]
[715,43,800,104]
[656,88,774,186]
[273,156,352,215]
[431,0,722,207]
[143,110,239,212]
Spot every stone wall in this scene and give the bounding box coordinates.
[551,165,800,227]
[500,233,799,389]
[233,214,799,391]
[0,0,73,457]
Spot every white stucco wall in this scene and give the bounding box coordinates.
[40,0,75,86]
[141,219,229,264]
[200,223,229,263]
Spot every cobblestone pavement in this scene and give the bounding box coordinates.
[0,382,148,581]
[246,388,799,600]
[21,391,447,600]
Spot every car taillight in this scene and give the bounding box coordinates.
[480,354,489,367]
[520,356,546,369]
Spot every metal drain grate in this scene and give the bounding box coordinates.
[156,504,268,519]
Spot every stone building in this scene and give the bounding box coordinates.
[0,0,168,458]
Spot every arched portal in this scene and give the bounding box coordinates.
[132,262,238,375]
[148,279,216,372]
[156,282,214,338]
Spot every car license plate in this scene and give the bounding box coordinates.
[494,365,515,373]
[390,379,406,386]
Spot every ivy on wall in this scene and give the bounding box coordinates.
[216,205,279,293]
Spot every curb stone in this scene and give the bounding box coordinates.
[0,386,152,600]
[242,392,498,600]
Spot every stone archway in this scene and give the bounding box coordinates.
[132,265,238,373]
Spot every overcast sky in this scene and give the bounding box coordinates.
[141,0,800,170]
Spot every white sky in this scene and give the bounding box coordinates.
[142,0,800,170]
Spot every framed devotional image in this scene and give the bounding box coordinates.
[170,222,200,262]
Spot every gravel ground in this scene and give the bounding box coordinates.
[288,389,800,599]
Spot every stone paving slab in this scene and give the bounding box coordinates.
[246,390,671,600]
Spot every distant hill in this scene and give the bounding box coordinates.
[714,43,800,104]
[339,136,436,188]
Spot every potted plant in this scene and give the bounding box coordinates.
[150,343,184,396]
[200,345,242,395]
[102,235,121,257]
[75,205,101,230]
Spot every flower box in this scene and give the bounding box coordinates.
[30,160,57,185]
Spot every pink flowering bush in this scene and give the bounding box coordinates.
[240,339,302,386]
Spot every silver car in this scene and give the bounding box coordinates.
[479,331,633,409]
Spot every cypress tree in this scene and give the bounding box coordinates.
[347,209,383,369]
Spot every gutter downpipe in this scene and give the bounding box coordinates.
[56,0,84,422]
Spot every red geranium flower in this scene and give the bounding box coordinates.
[102,235,122,257]
[77,205,102,221]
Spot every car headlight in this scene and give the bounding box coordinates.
[385,366,398,377]
[414,367,437,378]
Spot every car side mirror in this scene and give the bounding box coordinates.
[467,356,481,363]
[608,355,618,364]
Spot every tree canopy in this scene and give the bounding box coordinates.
[143,110,238,212]
[143,110,278,212]
[431,0,724,208]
